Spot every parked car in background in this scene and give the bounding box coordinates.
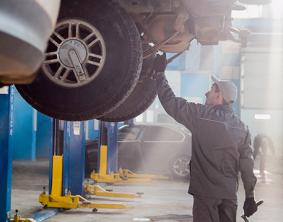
[118,124,192,180]
[0,0,60,84]
[85,123,192,180]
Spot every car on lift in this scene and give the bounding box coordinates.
[2,0,267,121]
[117,123,192,180]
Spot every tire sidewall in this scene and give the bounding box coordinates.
[17,0,142,120]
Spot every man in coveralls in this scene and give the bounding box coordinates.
[154,55,258,222]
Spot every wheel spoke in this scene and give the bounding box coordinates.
[54,65,65,79]
[75,23,80,38]
[83,32,95,42]
[53,31,65,42]
[49,36,60,47]
[88,38,99,47]
[44,58,60,65]
[60,69,71,81]
[89,53,102,60]
[45,51,57,57]
[86,60,101,66]
[68,23,72,38]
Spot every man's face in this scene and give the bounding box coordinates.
[205,83,222,105]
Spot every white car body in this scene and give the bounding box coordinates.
[0,0,60,84]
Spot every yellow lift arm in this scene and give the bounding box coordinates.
[38,155,131,211]
[90,145,167,184]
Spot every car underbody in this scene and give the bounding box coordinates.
[1,0,262,121]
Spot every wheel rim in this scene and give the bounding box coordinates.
[172,157,190,177]
[42,19,106,88]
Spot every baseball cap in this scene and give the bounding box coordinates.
[212,76,237,103]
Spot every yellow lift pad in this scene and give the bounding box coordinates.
[39,155,132,210]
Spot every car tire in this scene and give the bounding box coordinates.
[16,0,143,121]
[169,154,191,180]
[99,54,157,122]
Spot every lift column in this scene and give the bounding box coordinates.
[105,122,118,173]
[0,86,14,222]
[63,121,85,195]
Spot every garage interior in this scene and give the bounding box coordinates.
[1,0,283,222]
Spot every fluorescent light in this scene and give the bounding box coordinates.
[254,114,271,120]
[133,218,151,221]
[271,0,283,19]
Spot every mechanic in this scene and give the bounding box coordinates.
[154,54,258,222]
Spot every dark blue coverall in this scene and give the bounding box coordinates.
[157,76,257,222]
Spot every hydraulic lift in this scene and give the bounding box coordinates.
[85,121,145,197]
[38,119,131,211]
[89,121,167,185]
[0,86,14,222]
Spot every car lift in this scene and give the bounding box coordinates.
[0,87,35,222]
[38,119,131,211]
[89,121,167,185]
[0,86,14,222]
[85,121,146,196]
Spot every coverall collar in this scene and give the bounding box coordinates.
[213,104,233,113]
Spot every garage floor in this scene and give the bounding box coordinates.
[11,157,283,222]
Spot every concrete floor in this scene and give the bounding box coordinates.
[11,156,283,222]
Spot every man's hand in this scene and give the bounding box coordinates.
[152,53,167,80]
[243,197,258,217]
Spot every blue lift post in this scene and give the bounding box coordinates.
[0,86,14,222]
[48,120,86,196]
[105,122,118,173]
[63,121,86,195]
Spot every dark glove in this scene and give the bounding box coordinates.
[243,197,258,217]
[152,53,167,80]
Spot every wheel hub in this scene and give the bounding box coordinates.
[173,158,190,177]
[59,39,88,81]
[42,19,106,88]
[59,39,87,68]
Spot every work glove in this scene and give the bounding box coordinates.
[243,197,258,217]
[152,53,167,80]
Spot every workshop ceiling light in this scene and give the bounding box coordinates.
[133,218,151,221]
[271,0,283,19]
[254,114,271,120]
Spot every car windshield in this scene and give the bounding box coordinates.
[118,126,141,140]
[143,126,184,141]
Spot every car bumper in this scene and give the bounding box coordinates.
[0,0,60,84]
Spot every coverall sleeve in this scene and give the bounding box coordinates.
[157,76,203,130]
[239,130,257,198]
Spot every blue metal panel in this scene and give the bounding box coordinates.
[36,113,52,157]
[0,86,14,222]
[11,89,35,160]
[63,122,85,195]
[48,119,54,195]
[106,122,118,173]
[87,120,99,141]
[232,79,240,116]
[167,52,186,71]
[180,74,210,103]
[62,121,70,195]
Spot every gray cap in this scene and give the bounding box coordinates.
[212,76,237,103]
